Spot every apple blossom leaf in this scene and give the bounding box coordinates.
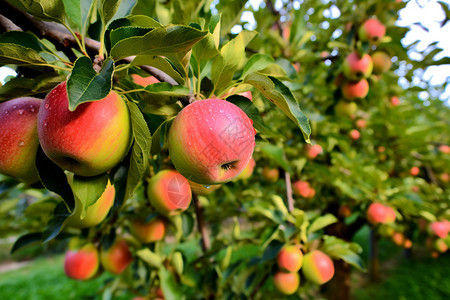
[260,144,291,172]
[159,267,183,299]
[11,233,42,254]
[0,43,47,66]
[244,72,311,143]
[307,214,338,234]
[125,101,152,200]
[61,0,94,32]
[130,56,184,84]
[10,0,65,22]
[66,56,114,111]
[99,0,122,26]
[110,25,207,60]
[137,248,162,268]
[72,173,109,216]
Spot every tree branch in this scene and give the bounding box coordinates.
[284,170,294,212]
[193,193,210,252]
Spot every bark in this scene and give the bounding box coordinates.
[369,228,380,282]
[327,259,351,300]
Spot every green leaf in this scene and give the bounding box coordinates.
[159,267,183,299]
[216,0,247,37]
[100,0,122,25]
[0,31,43,51]
[66,56,114,111]
[110,25,207,60]
[321,235,365,270]
[244,73,311,143]
[172,0,205,25]
[0,74,65,101]
[72,173,108,217]
[130,56,184,84]
[307,214,338,234]
[61,0,93,32]
[150,118,173,156]
[260,144,291,171]
[241,54,275,79]
[0,43,47,66]
[11,233,42,254]
[125,101,152,200]
[137,248,162,268]
[13,0,65,22]
[42,201,71,243]
[143,82,190,96]
[109,27,153,50]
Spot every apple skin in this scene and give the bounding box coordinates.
[428,221,449,239]
[188,180,221,195]
[168,99,256,185]
[355,119,367,129]
[440,173,449,183]
[392,232,405,246]
[100,239,133,275]
[302,250,335,285]
[293,180,314,198]
[366,203,388,225]
[390,96,400,106]
[349,129,360,140]
[358,18,386,43]
[277,245,303,273]
[371,51,392,74]
[305,144,323,159]
[439,145,450,154]
[0,97,42,183]
[384,206,396,223]
[66,179,115,228]
[131,74,160,86]
[342,79,369,100]
[64,243,99,280]
[129,217,167,243]
[404,239,413,249]
[342,52,373,80]
[37,81,132,177]
[262,166,279,183]
[273,271,299,295]
[147,169,192,216]
[334,100,357,118]
[410,166,420,176]
[235,157,256,181]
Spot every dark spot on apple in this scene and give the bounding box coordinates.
[64,156,80,167]
[221,161,237,170]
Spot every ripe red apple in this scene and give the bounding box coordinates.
[410,166,420,176]
[358,18,386,43]
[384,206,396,223]
[377,146,385,153]
[342,52,373,80]
[392,232,405,246]
[66,179,115,228]
[349,129,360,140]
[64,243,99,280]
[334,100,358,118]
[0,97,42,183]
[188,180,221,195]
[338,205,352,218]
[428,221,449,239]
[305,144,323,159]
[404,239,413,249]
[371,51,392,74]
[131,74,160,86]
[366,203,388,225]
[342,79,369,100]
[293,180,314,198]
[277,245,303,273]
[235,157,256,181]
[262,166,279,183]
[100,239,133,275]
[440,173,449,183]
[390,96,400,106]
[302,250,335,285]
[273,271,299,295]
[439,145,450,154]
[355,119,367,129]
[129,217,167,243]
[168,99,256,185]
[147,169,192,216]
[37,81,131,177]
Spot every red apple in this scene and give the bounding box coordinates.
[334,100,358,118]
[342,52,373,80]
[355,119,367,129]
[428,221,449,239]
[410,166,420,176]
[100,239,133,275]
[366,203,388,225]
[131,74,160,86]
[440,173,449,183]
[129,217,167,243]
[392,232,405,246]
[273,271,299,295]
[358,18,386,43]
[0,97,42,183]
[377,146,385,153]
[384,206,396,223]
[262,166,279,183]
[277,245,303,273]
[390,96,400,106]
[439,145,450,154]
[64,243,99,280]
[349,129,360,140]
[305,144,323,159]
[302,250,335,285]
[37,81,131,177]
[371,51,392,74]
[342,79,369,100]
[188,180,221,195]
[293,180,314,198]
[404,239,412,249]
[168,99,256,185]
[235,157,256,181]
[147,169,192,216]
[338,205,352,218]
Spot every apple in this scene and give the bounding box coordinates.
[390,96,400,106]
[0,97,42,183]
[358,18,386,43]
[384,206,396,223]
[366,203,388,225]
[293,180,314,198]
[410,166,420,176]
[273,271,299,295]
[342,52,373,80]
[431,251,439,258]
[355,119,367,129]
[64,243,99,280]
[262,166,279,183]
[334,100,357,118]
[235,157,256,181]
[342,79,369,100]
[277,245,303,273]
[371,51,392,74]
[302,250,334,285]
[188,180,221,195]
[37,81,132,177]
[129,216,167,243]
[404,239,412,249]
[238,91,253,101]
[349,129,360,140]
[434,239,448,253]
[392,232,405,246]
[305,144,323,159]
[100,239,133,275]
[131,74,160,86]
[168,99,256,185]
[377,146,385,153]
[411,186,419,193]
[428,221,449,239]
[147,169,192,216]
[338,205,352,218]
[66,179,115,228]
[440,173,449,183]
[439,145,450,154]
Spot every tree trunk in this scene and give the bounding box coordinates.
[369,228,380,282]
[327,259,351,300]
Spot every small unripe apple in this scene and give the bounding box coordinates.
[100,239,133,275]
[302,250,335,285]
[349,129,360,140]
[64,243,99,280]
[390,96,400,106]
[366,203,388,225]
[188,180,221,195]
[262,166,279,183]
[129,217,167,243]
[277,245,303,272]
[66,179,115,228]
[342,79,369,100]
[147,169,192,216]
[273,271,299,295]
[392,232,405,246]
[428,221,449,239]
[0,97,42,183]
[293,180,313,198]
[434,238,448,253]
[438,145,450,154]
[371,51,392,74]
[305,144,323,159]
[355,119,367,128]
[235,157,256,181]
[358,18,386,43]
[410,166,420,176]
[131,74,159,86]
[334,100,357,118]
[37,81,132,177]
[168,99,256,185]
[342,52,373,80]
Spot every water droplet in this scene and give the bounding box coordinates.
[29,105,33,108]
[209,127,212,130]
[30,108,35,112]
[219,110,224,113]
[45,103,49,109]
[18,141,25,147]
[12,105,17,109]
[4,110,9,115]
[203,185,211,189]
[43,121,48,127]
[18,109,24,115]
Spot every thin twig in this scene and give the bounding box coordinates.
[193,193,210,252]
[284,170,294,212]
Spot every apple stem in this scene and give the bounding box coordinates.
[284,171,294,212]
[193,193,210,252]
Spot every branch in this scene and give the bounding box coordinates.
[193,193,210,252]
[284,170,294,212]
[0,14,21,31]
